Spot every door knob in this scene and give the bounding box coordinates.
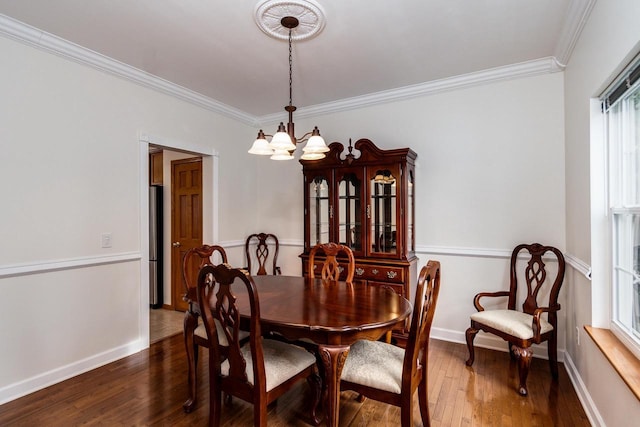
[172,242,182,248]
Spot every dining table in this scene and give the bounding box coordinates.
[236,275,413,427]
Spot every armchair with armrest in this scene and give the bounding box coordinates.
[465,243,566,396]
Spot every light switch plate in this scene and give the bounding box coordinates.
[101,233,112,248]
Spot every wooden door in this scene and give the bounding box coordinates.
[171,158,203,312]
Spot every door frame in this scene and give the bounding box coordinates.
[139,132,219,347]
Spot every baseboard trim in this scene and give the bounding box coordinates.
[563,351,605,426]
[0,339,145,405]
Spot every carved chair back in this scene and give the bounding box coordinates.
[182,245,228,307]
[507,243,566,326]
[245,233,281,276]
[197,263,263,391]
[403,260,441,392]
[308,242,355,282]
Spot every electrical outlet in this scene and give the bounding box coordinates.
[576,326,580,346]
[101,233,112,248]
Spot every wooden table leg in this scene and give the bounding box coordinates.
[318,344,350,427]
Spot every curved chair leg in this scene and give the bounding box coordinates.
[255,399,268,427]
[465,327,479,366]
[400,391,414,427]
[183,311,198,413]
[418,369,431,427]
[211,375,222,427]
[548,332,559,379]
[512,345,533,396]
[508,342,517,361]
[307,370,323,426]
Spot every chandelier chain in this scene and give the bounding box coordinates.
[288,28,293,107]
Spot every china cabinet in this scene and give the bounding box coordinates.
[300,139,418,340]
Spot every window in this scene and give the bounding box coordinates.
[604,60,640,358]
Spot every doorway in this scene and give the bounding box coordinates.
[141,134,218,346]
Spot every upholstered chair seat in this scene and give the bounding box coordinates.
[341,339,405,394]
[469,310,553,340]
[220,339,316,391]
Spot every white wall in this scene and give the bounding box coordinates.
[563,0,640,424]
[0,35,255,403]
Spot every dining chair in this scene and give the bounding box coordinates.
[340,260,441,427]
[245,232,281,276]
[197,263,320,427]
[308,242,356,282]
[181,244,249,413]
[465,243,566,396]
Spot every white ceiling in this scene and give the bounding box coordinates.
[0,0,588,119]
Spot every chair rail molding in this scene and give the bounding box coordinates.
[0,252,141,278]
[416,244,511,259]
[564,253,592,280]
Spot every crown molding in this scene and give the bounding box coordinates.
[258,57,564,124]
[1,7,587,129]
[0,14,257,126]
[554,0,597,67]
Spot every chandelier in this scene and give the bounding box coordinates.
[248,6,329,161]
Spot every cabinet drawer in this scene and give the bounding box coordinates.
[353,264,404,284]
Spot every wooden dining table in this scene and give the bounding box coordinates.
[236,275,413,427]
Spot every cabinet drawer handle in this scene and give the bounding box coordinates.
[371,269,379,275]
[387,271,397,279]
[355,268,365,276]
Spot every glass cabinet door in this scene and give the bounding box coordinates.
[309,175,331,246]
[407,169,415,254]
[337,171,363,254]
[369,168,398,256]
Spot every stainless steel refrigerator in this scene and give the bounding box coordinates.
[149,185,163,308]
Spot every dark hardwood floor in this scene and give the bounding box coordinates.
[0,335,590,426]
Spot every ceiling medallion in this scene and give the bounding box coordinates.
[254,0,326,41]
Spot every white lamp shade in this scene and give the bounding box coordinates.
[302,134,329,153]
[300,151,325,160]
[248,137,274,155]
[270,148,294,160]
[270,131,296,151]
